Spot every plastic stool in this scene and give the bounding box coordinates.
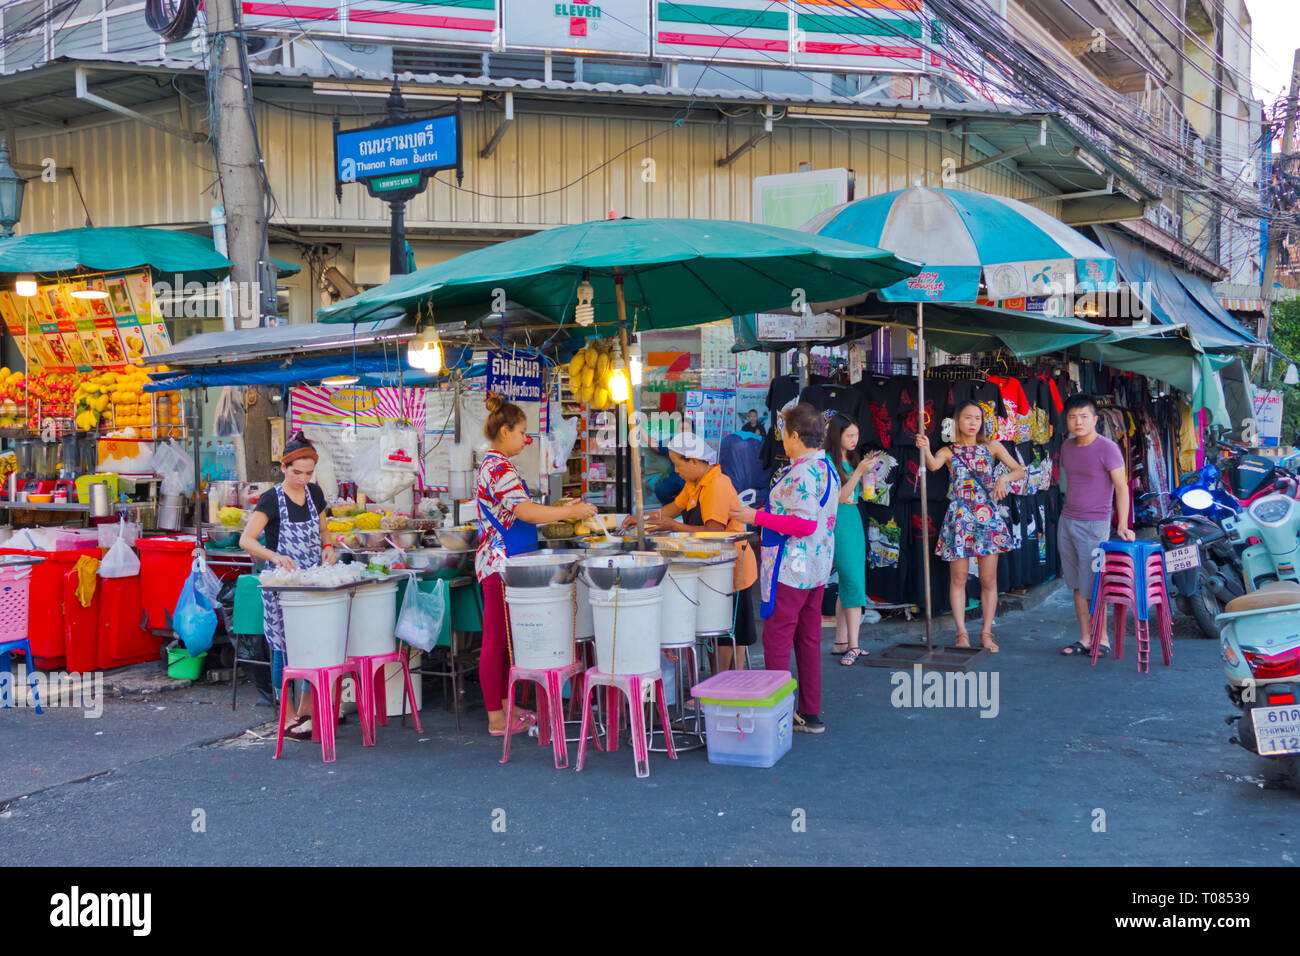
[501,658,586,770]
[347,649,422,746]
[273,661,362,763]
[577,667,676,778]
[0,638,40,712]
[650,642,706,753]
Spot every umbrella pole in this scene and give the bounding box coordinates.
[615,271,646,551]
[916,302,932,654]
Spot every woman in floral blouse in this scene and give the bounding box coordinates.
[732,403,839,734]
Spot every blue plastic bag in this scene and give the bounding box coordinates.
[173,559,218,657]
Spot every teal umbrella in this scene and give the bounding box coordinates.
[319,216,920,546]
[317,217,920,327]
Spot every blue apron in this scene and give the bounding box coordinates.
[480,471,540,559]
[759,458,836,619]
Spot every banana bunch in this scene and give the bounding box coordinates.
[567,338,619,410]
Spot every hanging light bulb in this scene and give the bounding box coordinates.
[321,374,359,388]
[408,326,443,373]
[71,287,108,300]
[608,363,630,404]
[14,274,36,297]
[629,353,642,387]
[1286,364,1299,386]
[575,275,595,327]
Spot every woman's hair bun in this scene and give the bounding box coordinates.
[485,392,504,413]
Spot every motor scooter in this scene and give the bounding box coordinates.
[1157,470,1245,638]
[1217,483,1300,783]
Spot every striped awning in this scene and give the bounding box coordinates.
[1220,297,1265,312]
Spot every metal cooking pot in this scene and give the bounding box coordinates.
[404,548,471,573]
[503,552,579,588]
[578,553,668,591]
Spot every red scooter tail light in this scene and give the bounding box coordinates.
[1268,693,1297,705]
[1243,647,1300,680]
[1163,525,1187,545]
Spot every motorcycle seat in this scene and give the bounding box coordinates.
[1225,581,1300,614]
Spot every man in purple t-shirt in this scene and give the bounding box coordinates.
[1057,394,1134,658]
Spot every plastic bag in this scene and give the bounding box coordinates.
[98,532,141,578]
[548,415,580,471]
[173,559,218,657]
[394,573,446,653]
[154,440,195,497]
[379,423,420,474]
[353,432,416,502]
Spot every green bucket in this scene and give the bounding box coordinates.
[166,648,206,681]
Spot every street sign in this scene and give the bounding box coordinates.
[335,109,462,185]
[487,351,544,403]
[369,171,422,193]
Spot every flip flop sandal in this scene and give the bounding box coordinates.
[1061,641,1089,656]
[1093,644,1111,658]
[284,717,313,741]
[979,632,999,653]
[489,713,536,737]
[953,632,971,649]
[831,642,851,656]
[840,647,866,666]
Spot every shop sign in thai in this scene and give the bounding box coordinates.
[0,271,170,373]
[487,350,544,402]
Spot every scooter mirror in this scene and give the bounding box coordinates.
[1180,488,1215,511]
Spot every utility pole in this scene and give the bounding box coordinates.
[1260,49,1300,382]
[207,0,275,479]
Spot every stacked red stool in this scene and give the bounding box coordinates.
[500,657,588,770]
[1089,540,1173,673]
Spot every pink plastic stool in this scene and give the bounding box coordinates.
[274,661,362,763]
[501,658,586,769]
[1090,581,1174,670]
[347,649,423,746]
[576,667,676,778]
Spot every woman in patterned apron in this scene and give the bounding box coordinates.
[632,431,759,670]
[240,436,338,740]
[916,401,1026,653]
[731,403,839,734]
[476,393,596,736]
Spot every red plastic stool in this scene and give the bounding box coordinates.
[576,667,676,778]
[501,658,586,770]
[273,661,362,763]
[347,649,422,746]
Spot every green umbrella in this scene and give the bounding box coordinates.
[319,217,920,546]
[317,217,919,328]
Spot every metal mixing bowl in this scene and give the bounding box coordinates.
[204,525,242,547]
[404,547,471,573]
[578,553,668,590]
[503,551,580,588]
[437,525,480,552]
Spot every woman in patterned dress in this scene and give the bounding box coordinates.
[915,401,1026,653]
[731,403,839,734]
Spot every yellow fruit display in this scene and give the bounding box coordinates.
[354,511,381,531]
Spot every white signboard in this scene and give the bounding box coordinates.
[753,168,852,229]
[755,311,843,341]
[1251,387,1283,447]
[505,0,651,55]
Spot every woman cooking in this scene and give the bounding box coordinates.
[629,432,759,670]
[239,435,338,741]
[477,392,596,737]
[731,403,839,735]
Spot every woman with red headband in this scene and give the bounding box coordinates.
[476,393,596,736]
[240,434,338,740]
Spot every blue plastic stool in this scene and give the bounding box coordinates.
[0,638,42,713]
[1090,540,1167,622]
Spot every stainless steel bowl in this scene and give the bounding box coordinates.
[437,525,480,552]
[204,525,242,547]
[383,529,421,549]
[404,547,471,573]
[503,551,580,588]
[578,553,668,590]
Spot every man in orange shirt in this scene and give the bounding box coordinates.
[627,432,759,670]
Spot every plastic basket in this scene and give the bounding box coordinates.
[0,565,33,643]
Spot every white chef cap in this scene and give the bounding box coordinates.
[665,431,718,464]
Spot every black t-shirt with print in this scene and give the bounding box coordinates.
[255,483,328,553]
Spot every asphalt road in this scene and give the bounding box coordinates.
[2,583,1296,866]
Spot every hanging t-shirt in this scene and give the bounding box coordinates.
[987,376,1031,445]
[853,375,904,451]
[861,499,905,605]
[761,375,800,469]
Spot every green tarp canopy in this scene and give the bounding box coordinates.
[0,227,299,279]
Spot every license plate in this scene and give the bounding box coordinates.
[1251,705,1300,755]
[1165,544,1200,572]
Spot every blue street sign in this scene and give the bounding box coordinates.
[336,112,460,184]
[487,351,544,403]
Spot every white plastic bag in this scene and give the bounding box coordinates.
[98,533,141,578]
[354,433,416,502]
[394,572,446,653]
[549,416,579,471]
[379,423,420,474]
[154,440,195,496]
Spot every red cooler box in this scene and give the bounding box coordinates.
[0,547,102,669]
[99,574,161,669]
[137,536,200,630]
[63,569,100,674]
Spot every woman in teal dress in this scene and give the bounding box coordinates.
[825,415,876,666]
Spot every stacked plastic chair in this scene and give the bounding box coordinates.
[1089,540,1173,673]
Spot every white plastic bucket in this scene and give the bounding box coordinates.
[590,584,662,675]
[661,564,700,648]
[696,558,736,635]
[346,580,399,657]
[575,576,595,640]
[505,584,576,669]
[280,590,351,668]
